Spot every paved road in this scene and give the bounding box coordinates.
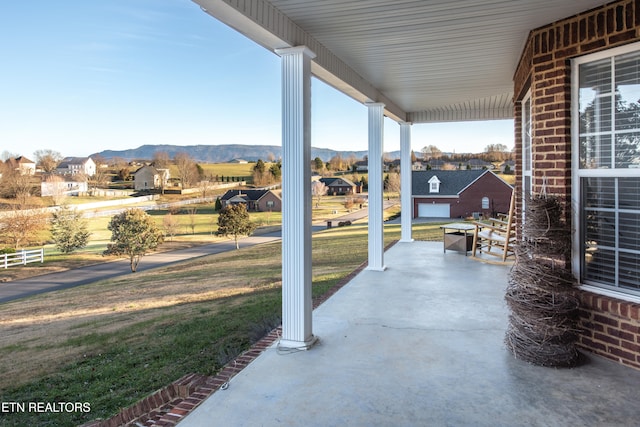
[0,231,281,304]
[0,201,398,304]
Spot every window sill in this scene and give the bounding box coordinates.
[579,284,640,305]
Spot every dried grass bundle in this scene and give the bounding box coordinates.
[504,194,580,367]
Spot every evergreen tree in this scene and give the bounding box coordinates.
[253,159,266,174]
[103,209,164,272]
[50,205,91,254]
[313,156,324,171]
[217,204,256,249]
[269,162,281,181]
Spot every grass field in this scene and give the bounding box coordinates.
[1,194,394,282]
[166,162,259,183]
[0,220,445,426]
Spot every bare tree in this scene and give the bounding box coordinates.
[0,166,35,204]
[110,157,128,169]
[33,149,63,173]
[311,180,328,208]
[483,143,511,162]
[174,152,198,188]
[384,172,401,198]
[328,154,345,171]
[186,206,198,234]
[198,180,213,198]
[346,154,358,170]
[422,145,442,160]
[1,151,19,161]
[43,174,67,206]
[88,156,109,191]
[162,213,180,241]
[152,151,171,169]
[344,197,355,211]
[0,205,48,249]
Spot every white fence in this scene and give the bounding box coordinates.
[2,248,44,269]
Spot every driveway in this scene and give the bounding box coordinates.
[0,201,399,304]
[0,231,281,304]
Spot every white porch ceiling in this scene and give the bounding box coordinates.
[193,0,608,123]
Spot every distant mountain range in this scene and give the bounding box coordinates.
[94,144,401,163]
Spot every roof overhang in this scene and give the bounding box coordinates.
[193,0,608,123]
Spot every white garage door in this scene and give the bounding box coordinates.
[417,203,450,218]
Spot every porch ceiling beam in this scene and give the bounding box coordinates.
[193,0,407,122]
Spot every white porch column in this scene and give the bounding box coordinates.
[275,46,317,350]
[400,122,414,243]
[366,102,386,271]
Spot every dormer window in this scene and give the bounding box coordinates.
[428,175,441,193]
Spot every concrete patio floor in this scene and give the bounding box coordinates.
[179,241,640,427]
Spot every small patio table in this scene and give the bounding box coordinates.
[440,222,476,255]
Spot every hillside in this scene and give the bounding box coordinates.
[94,144,395,163]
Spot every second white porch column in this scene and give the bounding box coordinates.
[276,46,317,350]
[400,122,414,243]
[366,102,386,271]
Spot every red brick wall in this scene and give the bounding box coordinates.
[514,0,640,370]
[514,0,640,215]
[579,292,640,370]
[257,191,282,212]
[413,173,512,219]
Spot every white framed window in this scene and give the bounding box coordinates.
[428,176,441,193]
[572,41,640,297]
[481,197,490,209]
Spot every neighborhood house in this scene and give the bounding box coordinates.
[133,165,170,191]
[412,170,513,219]
[319,177,359,195]
[41,177,88,197]
[219,189,282,212]
[5,156,36,175]
[56,157,96,177]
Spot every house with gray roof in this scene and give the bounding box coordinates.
[319,177,359,195]
[412,170,512,219]
[463,158,494,170]
[56,157,96,176]
[220,189,281,212]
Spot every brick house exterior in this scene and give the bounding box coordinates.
[514,0,640,370]
[220,189,282,212]
[319,177,358,195]
[412,170,512,219]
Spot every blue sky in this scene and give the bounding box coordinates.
[0,0,513,160]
